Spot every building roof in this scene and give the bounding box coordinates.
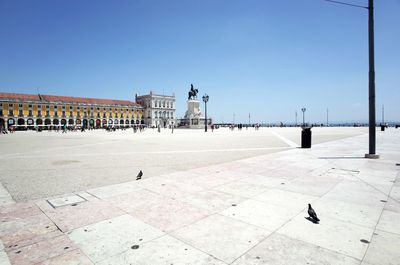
[0,92,141,107]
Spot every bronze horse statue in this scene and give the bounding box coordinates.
[188,84,198,100]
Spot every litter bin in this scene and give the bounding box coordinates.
[301,127,312,148]
[381,124,385,131]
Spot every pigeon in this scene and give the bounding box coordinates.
[136,170,143,180]
[308,204,320,223]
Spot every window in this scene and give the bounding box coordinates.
[38,110,42,116]
[9,104,13,108]
[29,110,33,116]
[62,111,66,117]
[19,104,23,108]
[19,109,23,116]
[0,109,3,116]
[46,110,50,116]
[171,102,173,108]
[9,109,14,116]
[46,105,50,110]
[29,105,32,108]
[62,106,66,110]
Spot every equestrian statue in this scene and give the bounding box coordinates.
[188,84,198,100]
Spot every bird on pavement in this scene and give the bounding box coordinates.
[136,170,143,180]
[308,204,320,223]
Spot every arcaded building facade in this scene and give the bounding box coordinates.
[0,92,144,130]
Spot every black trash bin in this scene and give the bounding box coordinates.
[301,127,312,148]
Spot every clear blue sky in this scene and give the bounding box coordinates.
[0,0,399,124]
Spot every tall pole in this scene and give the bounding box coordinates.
[327,108,329,127]
[295,111,298,126]
[204,101,207,132]
[202,94,209,132]
[301,108,306,126]
[325,0,378,158]
[366,0,378,158]
[248,113,251,125]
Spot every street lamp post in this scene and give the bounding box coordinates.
[327,108,329,127]
[301,108,306,126]
[325,0,378,158]
[202,94,209,132]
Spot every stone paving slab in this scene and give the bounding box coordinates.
[0,202,42,223]
[277,213,374,260]
[106,189,212,232]
[312,197,382,229]
[232,233,361,265]
[6,235,76,265]
[376,210,400,235]
[47,194,87,208]
[0,183,14,206]
[179,190,247,213]
[36,199,125,232]
[0,129,399,264]
[97,235,226,265]
[220,199,300,231]
[252,188,319,212]
[213,180,270,198]
[68,214,165,263]
[35,249,94,265]
[171,214,271,264]
[0,211,62,251]
[323,180,389,208]
[362,229,400,265]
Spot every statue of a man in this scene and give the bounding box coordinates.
[188,84,198,100]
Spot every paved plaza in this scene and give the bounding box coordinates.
[0,127,399,264]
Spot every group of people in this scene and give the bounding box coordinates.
[0,125,16,134]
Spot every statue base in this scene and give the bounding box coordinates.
[177,100,211,128]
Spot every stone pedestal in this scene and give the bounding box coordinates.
[184,100,202,119]
[179,100,209,129]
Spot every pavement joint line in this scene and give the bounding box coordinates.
[341,165,399,200]
[360,178,397,264]
[227,193,362,264]
[270,130,298,148]
[158,212,231,264]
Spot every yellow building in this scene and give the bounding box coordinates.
[0,92,143,130]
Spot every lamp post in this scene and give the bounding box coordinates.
[301,108,306,126]
[325,0,378,158]
[327,108,329,127]
[202,94,209,132]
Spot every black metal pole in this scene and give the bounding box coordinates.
[204,101,207,132]
[366,0,378,158]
